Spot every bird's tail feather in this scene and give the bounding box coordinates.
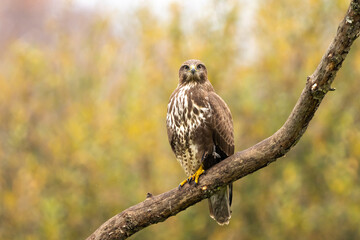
[208,185,231,225]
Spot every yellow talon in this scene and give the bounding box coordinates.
[194,165,205,184]
[179,179,188,188]
[178,165,205,189]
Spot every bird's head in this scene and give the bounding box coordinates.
[178,59,208,85]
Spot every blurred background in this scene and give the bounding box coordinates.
[1,0,360,239]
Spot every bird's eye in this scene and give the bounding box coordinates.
[184,65,190,70]
[197,64,202,69]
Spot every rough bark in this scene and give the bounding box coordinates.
[87,1,360,239]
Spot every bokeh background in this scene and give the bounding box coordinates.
[1,0,360,239]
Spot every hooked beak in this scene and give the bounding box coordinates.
[190,65,196,74]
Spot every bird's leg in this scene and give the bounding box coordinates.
[179,164,205,189]
[178,165,205,189]
[191,151,207,184]
[178,152,207,189]
[191,164,205,184]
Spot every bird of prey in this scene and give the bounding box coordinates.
[166,59,234,225]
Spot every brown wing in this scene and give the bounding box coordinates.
[166,90,177,153]
[208,92,234,156]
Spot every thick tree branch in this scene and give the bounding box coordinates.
[87,2,360,240]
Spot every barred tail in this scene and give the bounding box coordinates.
[208,184,232,225]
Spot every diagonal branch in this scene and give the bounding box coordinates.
[87,1,360,240]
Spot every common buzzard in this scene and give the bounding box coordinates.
[166,59,234,225]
